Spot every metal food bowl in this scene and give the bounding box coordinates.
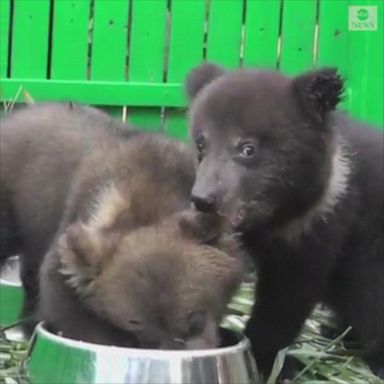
[25,323,260,384]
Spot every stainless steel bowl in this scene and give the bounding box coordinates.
[25,323,260,384]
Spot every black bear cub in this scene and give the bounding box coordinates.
[185,63,383,378]
[0,103,245,348]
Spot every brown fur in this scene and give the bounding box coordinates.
[1,103,245,348]
[1,103,133,321]
[39,133,244,348]
[41,209,244,348]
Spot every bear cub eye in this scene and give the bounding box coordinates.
[239,142,256,158]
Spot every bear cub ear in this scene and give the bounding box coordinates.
[58,223,116,292]
[292,67,344,121]
[185,63,226,100]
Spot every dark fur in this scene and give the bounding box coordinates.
[0,103,244,347]
[185,63,383,378]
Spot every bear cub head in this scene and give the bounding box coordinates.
[53,208,245,349]
[186,63,346,237]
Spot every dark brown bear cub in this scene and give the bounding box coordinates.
[185,63,383,378]
[0,103,245,348]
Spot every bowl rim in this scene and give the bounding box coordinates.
[0,279,22,287]
[0,255,22,287]
[34,322,251,358]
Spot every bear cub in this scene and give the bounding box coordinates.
[185,63,383,378]
[0,103,245,348]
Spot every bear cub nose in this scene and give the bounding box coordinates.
[191,195,218,213]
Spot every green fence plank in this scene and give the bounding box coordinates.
[317,1,349,74]
[126,107,162,131]
[91,0,129,81]
[11,0,51,78]
[127,108,163,130]
[164,0,205,140]
[243,0,281,69]
[129,0,167,82]
[100,105,123,120]
[1,0,382,129]
[345,0,383,127]
[360,0,383,126]
[0,79,184,107]
[317,0,383,127]
[206,0,243,68]
[91,0,130,120]
[164,108,188,141]
[128,0,167,129]
[316,0,349,111]
[167,0,205,82]
[50,0,90,80]
[279,0,317,75]
[0,0,10,78]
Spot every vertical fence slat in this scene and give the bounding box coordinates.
[316,1,350,111]
[357,0,383,126]
[317,0,383,126]
[164,0,206,140]
[167,0,205,83]
[128,0,167,129]
[50,0,90,80]
[91,0,130,120]
[129,0,167,82]
[279,0,317,75]
[317,1,349,72]
[206,0,243,67]
[0,0,10,78]
[243,0,280,69]
[91,0,129,81]
[164,109,188,141]
[11,0,51,78]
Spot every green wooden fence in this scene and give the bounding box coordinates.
[0,0,383,140]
